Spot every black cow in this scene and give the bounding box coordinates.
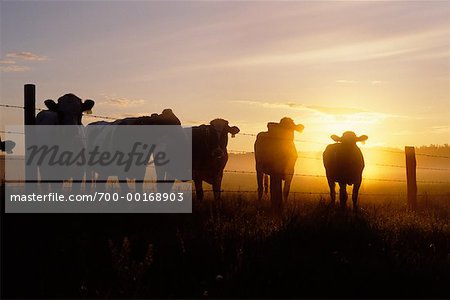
[86,109,183,193]
[35,94,95,192]
[323,131,368,210]
[254,118,304,211]
[192,119,239,201]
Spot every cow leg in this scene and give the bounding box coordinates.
[85,169,92,192]
[155,168,175,194]
[71,170,85,193]
[283,174,293,201]
[352,180,361,211]
[257,171,264,201]
[338,183,348,209]
[118,176,130,193]
[270,175,283,213]
[39,168,62,193]
[85,168,96,192]
[71,179,83,194]
[264,174,269,194]
[50,181,63,193]
[194,179,203,201]
[95,173,107,192]
[135,179,144,194]
[157,179,174,194]
[328,179,336,205]
[41,182,56,194]
[212,174,223,201]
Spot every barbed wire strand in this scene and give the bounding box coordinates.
[228,150,450,171]
[2,103,450,159]
[0,104,118,120]
[201,190,449,197]
[2,150,450,173]
[0,130,25,135]
[1,155,449,184]
[222,170,450,184]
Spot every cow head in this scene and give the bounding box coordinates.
[158,108,182,125]
[209,119,240,158]
[279,117,304,132]
[267,117,304,140]
[331,131,368,145]
[44,93,95,125]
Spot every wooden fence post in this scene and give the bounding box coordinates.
[24,84,37,187]
[405,146,417,211]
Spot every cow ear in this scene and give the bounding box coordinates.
[357,135,368,143]
[82,99,95,112]
[331,135,341,142]
[295,124,304,132]
[228,126,240,138]
[44,99,58,111]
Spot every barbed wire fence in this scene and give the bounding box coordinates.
[1,102,450,198]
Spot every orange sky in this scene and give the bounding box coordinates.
[1,1,449,152]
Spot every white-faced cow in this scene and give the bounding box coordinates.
[35,94,95,192]
[192,119,240,201]
[86,109,182,193]
[254,118,304,211]
[323,131,368,210]
[1,136,16,154]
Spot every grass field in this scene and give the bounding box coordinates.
[3,192,450,299]
[2,147,450,298]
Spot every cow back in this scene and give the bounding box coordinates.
[323,143,364,184]
[192,125,223,170]
[36,110,59,125]
[255,130,298,177]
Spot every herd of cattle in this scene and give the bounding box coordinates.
[2,93,369,210]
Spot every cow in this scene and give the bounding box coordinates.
[0,137,15,154]
[86,109,184,193]
[254,117,304,211]
[192,119,240,201]
[35,94,95,192]
[323,131,368,210]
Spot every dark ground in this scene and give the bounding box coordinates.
[2,193,450,299]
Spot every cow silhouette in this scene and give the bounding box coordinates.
[86,109,183,193]
[323,131,368,210]
[35,94,95,192]
[192,119,239,201]
[254,118,304,211]
[1,137,16,154]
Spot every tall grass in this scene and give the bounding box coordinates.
[2,194,450,298]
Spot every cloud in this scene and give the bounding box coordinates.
[392,125,450,136]
[370,80,386,85]
[231,100,368,115]
[0,51,47,72]
[189,28,449,72]
[307,105,368,115]
[6,51,47,61]
[101,95,145,107]
[0,65,31,72]
[0,60,16,65]
[336,80,357,84]
[431,125,450,134]
[184,120,204,125]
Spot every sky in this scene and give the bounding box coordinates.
[1,1,449,152]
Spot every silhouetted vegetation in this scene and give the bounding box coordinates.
[3,195,450,299]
